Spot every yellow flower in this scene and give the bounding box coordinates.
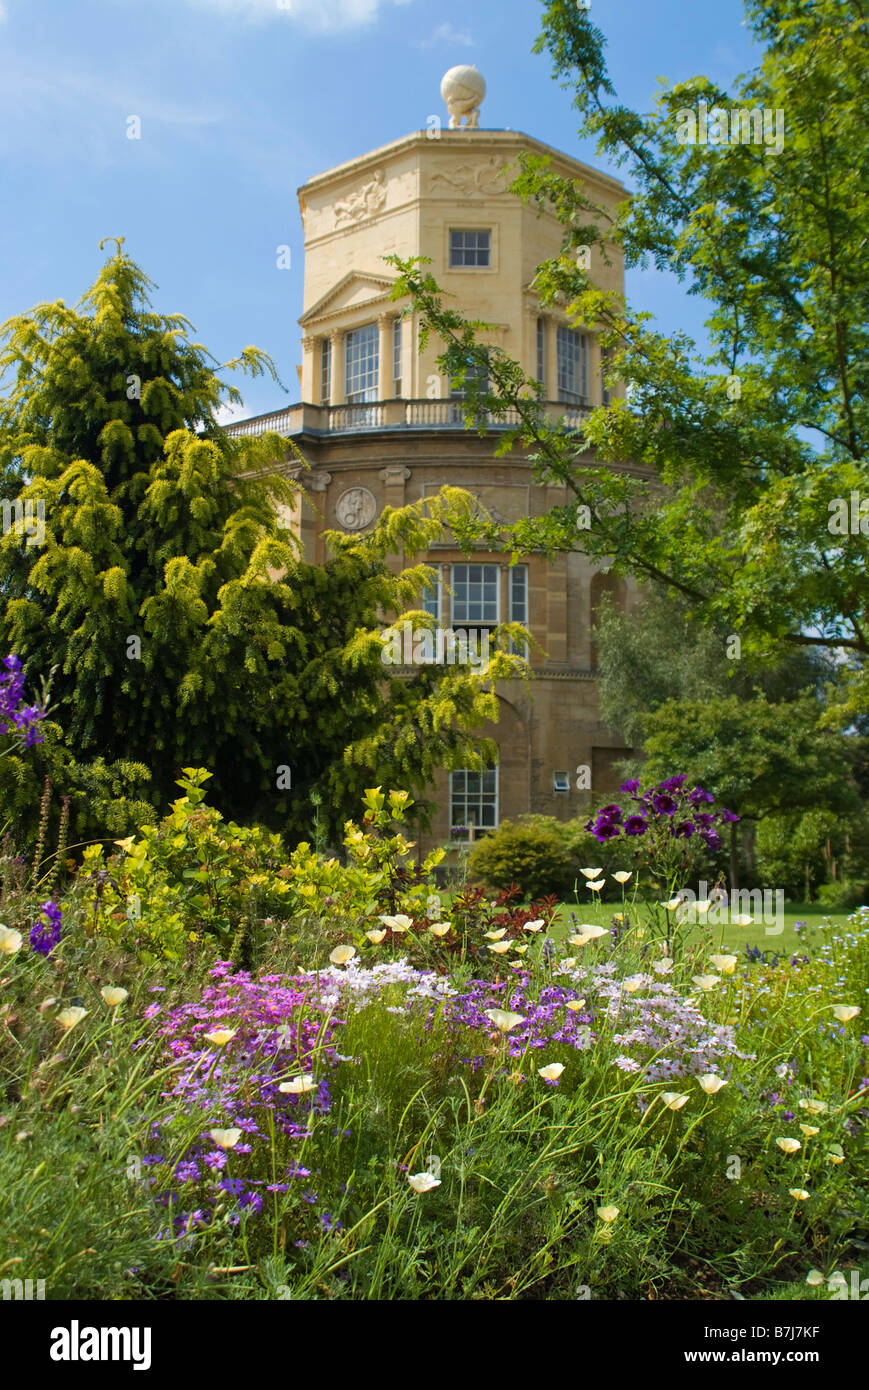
[566,999,586,1012]
[366,929,387,944]
[805,1269,825,1286]
[653,958,674,974]
[799,1098,827,1115]
[587,880,605,893]
[826,1147,845,1165]
[568,925,607,946]
[379,914,414,933]
[789,1188,810,1201]
[659,898,682,911]
[113,837,135,853]
[407,1172,441,1193]
[329,945,356,966]
[204,1028,236,1046]
[488,941,512,954]
[484,928,507,941]
[513,943,529,955]
[692,974,722,991]
[697,1074,728,1095]
[661,1092,689,1110]
[579,868,602,879]
[597,1205,619,1223]
[709,954,738,974]
[538,1063,564,1081]
[832,1004,860,1023]
[799,1125,820,1137]
[776,1137,801,1154]
[523,919,545,933]
[208,1128,242,1149]
[279,1075,316,1094]
[56,1007,87,1031]
[428,922,451,937]
[557,958,579,971]
[0,926,23,955]
[731,914,753,927]
[612,871,632,884]
[484,1009,524,1033]
[622,976,646,994]
[695,901,711,915]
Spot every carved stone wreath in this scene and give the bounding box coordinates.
[335,486,377,531]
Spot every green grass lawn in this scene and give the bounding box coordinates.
[549,898,852,956]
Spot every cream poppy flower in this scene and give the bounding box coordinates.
[587,880,605,893]
[513,943,529,955]
[488,941,512,954]
[204,1027,236,1046]
[695,901,711,915]
[484,928,507,941]
[428,922,451,937]
[799,1098,827,1115]
[56,1007,87,1031]
[407,1172,441,1193]
[697,1074,728,1095]
[776,1137,801,1154]
[279,1075,316,1094]
[622,976,646,994]
[709,954,738,974]
[566,999,586,1012]
[731,914,753,927]
[379,914,414,933]
[653,958,674,975]
[113,837,135,853]
[209,1128,241,1149]
[366,929,387,944]
[523,919,545,933]
[484,1009,524,1033]
[805,1269,825,1286]
[329,945,356,966]
[799,1125,820,1137]
[789,1189,810,1201]
[538,1063,565,1081]
[832,1004,860,1022]
[0,926,23,954]
[692,974,722,991]
[557,958,579,971]
[100,987,129,1008]
[612,871,632,884]
[597,1205,619,1223]
[661,1092,689,1110]
[827,1271,848,1291]
[568,925,607,946]
[579,868,602,879]
[826,1146,845,1165]
[659,898,682,911]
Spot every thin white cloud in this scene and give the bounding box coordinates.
[183,0,411,32]
[214,400,249,425]
[413,21,475,49]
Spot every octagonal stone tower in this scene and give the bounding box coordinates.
[228,72,640,859]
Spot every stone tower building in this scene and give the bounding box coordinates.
[228,69,636,856]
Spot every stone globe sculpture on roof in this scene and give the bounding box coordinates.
[440,65,486,129]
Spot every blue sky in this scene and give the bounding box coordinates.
[0,0,759,419]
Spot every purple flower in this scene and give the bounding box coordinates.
[701,831,722,851]
[597,804,623,822]
[652,793,677,816]
[620,779,640,795]
[674,821,695,839]
[593,820,621,842]
[624,814,647,836]
[30,901,62,956]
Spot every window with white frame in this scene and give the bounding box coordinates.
[449,229,491,267]
[451,563,499,627]
[422,574,440,622]
[536,317,546,390]
[392,317,402,397]
[450,765,498,840]
[557,326,589,405]
[320,338,331,405]
[344,323,379,403]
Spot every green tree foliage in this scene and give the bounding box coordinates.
[0,242,527,843]
[390,0,868,716]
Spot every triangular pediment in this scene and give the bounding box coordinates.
[299,271,399,327]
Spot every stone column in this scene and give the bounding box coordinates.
[545,316,559,405]
[329,330,343,406]
[378,315,392,401]
[301,335,315,404]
